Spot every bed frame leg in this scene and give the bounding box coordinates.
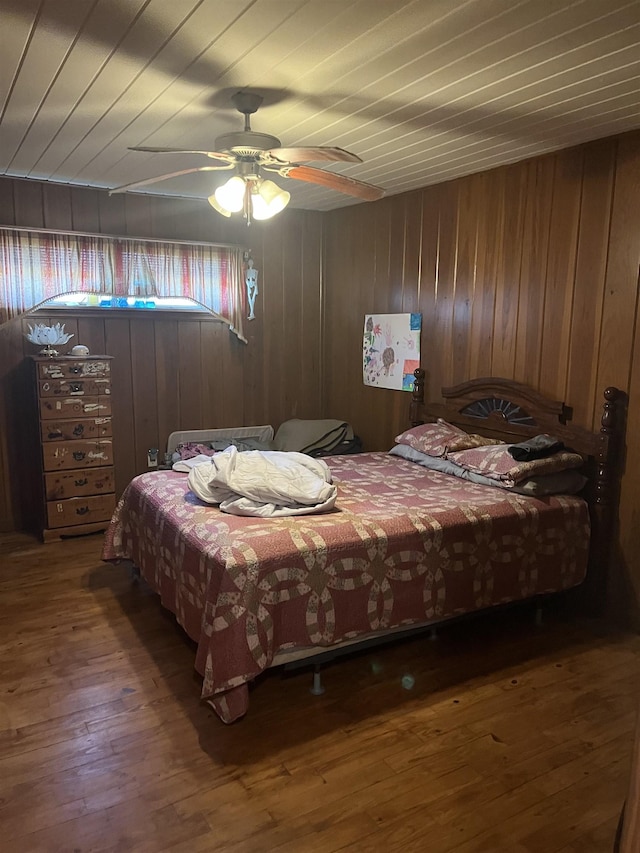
[534,606,544,627]
[310,666,325,696]
[130,565,141,584]
[429,627,438,641]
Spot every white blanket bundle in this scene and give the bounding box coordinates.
[187,446,338,517]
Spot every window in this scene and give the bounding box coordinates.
[0,227,247,342]
[41,292,209,311]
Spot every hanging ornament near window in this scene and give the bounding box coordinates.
[245,259,258,320]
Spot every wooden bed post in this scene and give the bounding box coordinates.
[410,368,425,426]
[595,387,622,508]
[586,386,624,613]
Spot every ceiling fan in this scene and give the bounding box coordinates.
[110,91,384,221]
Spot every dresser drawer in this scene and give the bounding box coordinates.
[42,439,113,471]
[44,466,115,500]
[46,493,116,529]
[41,417,112,442]
[38,360,111,380]
[39,396,112,420]
[39,378,111,397]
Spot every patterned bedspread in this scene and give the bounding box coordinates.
[102,452,589,723]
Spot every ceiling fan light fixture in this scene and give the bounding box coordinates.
[251,179,290,220]
[213,175,246,212]
[207,191,231,217]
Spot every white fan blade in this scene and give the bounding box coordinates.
[129,146,234,164]
[266,147,362,164]
[109,165,232,195]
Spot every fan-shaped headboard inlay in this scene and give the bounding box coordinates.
[460,397,536,426]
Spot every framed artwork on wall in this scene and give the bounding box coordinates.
[363,313,421,391]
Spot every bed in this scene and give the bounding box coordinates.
[102,374,624,723]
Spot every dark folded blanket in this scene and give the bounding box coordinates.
[508,434,564,461]
[272,419,354,455]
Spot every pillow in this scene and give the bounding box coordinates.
[389,444,588,496]
[445,432,505,452]
[447,444,584,486]
[395,419,504,457]
[390,443,501,486]
[394,419,468,457]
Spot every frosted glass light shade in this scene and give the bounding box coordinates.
[213,175,246,212]
[251,179,290,220]
[207,192,231,217]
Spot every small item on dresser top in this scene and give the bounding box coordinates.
[24,322,74,357]
[70,345,90,357]
[508,433,565,461]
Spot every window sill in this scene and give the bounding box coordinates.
[30,306,225,322]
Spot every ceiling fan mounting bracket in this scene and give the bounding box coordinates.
[217,91,282,153]
[231,91,263,116]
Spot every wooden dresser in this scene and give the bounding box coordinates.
[31,355,116,541]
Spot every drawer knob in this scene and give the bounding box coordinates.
[73,451,86,461]
[74,478,88,486]
[76,506,90,516]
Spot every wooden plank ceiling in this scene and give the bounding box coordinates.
[1,0,639,211]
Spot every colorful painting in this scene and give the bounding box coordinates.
[363,313,421,391]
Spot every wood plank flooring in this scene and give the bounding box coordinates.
[0,532,638,852]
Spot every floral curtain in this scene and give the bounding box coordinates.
[0,228,246,342]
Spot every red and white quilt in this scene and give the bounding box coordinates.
[102,452,589,722]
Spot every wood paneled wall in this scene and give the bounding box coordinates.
[0,178,324,533]
[1,131,639,618]
[322,130,640,620]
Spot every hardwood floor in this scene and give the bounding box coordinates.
[0,532,637,852]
